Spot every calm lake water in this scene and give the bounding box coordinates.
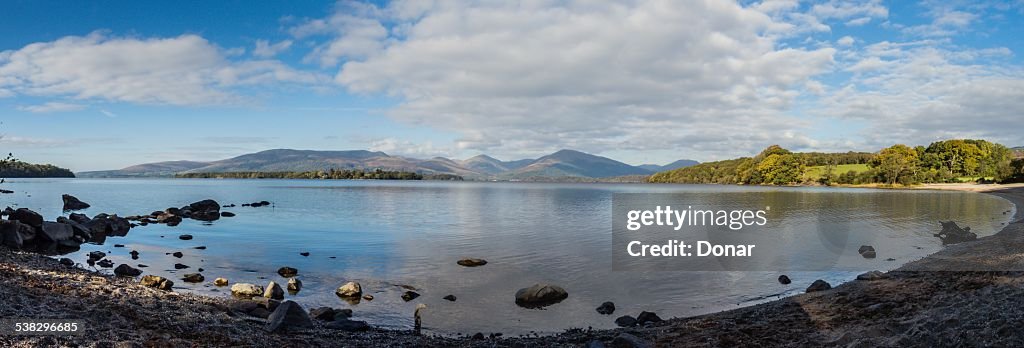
[0,179,1014,335]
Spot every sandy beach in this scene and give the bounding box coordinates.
[1,185,1022,347]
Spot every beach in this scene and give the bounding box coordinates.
[0,185,1022,347]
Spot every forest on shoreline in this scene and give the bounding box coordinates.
[176,168,464,181]
[0,153,74,178]
[649,139,1024,186]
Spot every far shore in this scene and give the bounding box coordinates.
[1,186,1023,346]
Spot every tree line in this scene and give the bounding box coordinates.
[0,153,75,178]
[649,139,1024,186]
[176,168,463,181]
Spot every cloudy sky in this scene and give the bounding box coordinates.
[1,0,1022,171]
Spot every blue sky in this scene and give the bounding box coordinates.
[1,0,1023,171]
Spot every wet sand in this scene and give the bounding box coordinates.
[1,185,1023,347]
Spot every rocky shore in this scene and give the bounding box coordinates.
[1,187,1023,347]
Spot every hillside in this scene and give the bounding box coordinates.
[78,149,670,181]
[0,160,75,178]
[638,159,699,172]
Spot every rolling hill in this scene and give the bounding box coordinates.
[638,159,700,172]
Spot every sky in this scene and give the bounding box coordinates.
[1,0,1022,171]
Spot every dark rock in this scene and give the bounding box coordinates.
[129,250,139,259]
[309,307,336,321]
[806,279,832,293]
[264,300,313,333]
[333,309,354,320]
[88,251,106,261]
[610,333,653,348]
[0,220,34,249]
[191,211,220,222]
[457,258,488,267]
[174,263,189,269]
[615,315,637,327]
[166,207,182,216]
[172,252,183,258]
[252,297,281,312]
[472,333,485,340]
[586,340,608,348]
[228,300,258,315]
[9,208,43,228]
[277,267,298,277]
[179,234,193,240]
[220,212,235,217]
[164,215,182,226]
[402,291,421,302]
[596,301,616,315]
[69,213,90,224]
[778,275,792,284]
[194,246,207,250]
[188,199,220,213]
[299,252,310,257]
[326,318,370,332]
[137,264,148,268]
[113,244,124,248]
[443,294,457,301]
[362,295,373,301]
[264,281,285,300]
[858,245,876,258]
[96,259,114,268]
[114,264,142,277]
[182,273,205,283]
[514,283,568,308]
[935,221,977,245]
[857,270,886,281]
[61,194,90,211]
[38,222,74,243]
[250,307,272,319]
[636,311,663,325]
[287,278,302,293]
[58,258,74,266]
[140,275,174,291]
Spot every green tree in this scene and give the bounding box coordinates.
[871,144,920,185]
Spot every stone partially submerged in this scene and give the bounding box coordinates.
[514,283,568,308]
[62,194,91,211]
[935,221,977,245]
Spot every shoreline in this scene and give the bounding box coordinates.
[1,186,1022,346]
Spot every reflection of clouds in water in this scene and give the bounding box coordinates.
[7,179,1014,335]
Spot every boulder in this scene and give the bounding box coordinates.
[58,258,74,266]
[9,208,43,228]
[114,264,142,277]
[0,220,34,249]
[806,279,832,293]
[182,273,205,283]
[171,252,183,258]
[69,213,90,224]
[596,301,616,315]
[38,222,74,244]
[457,258,488,267]
[335,281,362,298]
[231,283,264,298]
[856,270,887,281]
[858,245,876,258]
[61,194,91,211]
[174,263,189,269]
[935,221,977,245]
[220,212,235,217]
[326,319,370,332]
[333,309,353,320]
[514,284,568,308]
[277,266,298,277]
[309,307,337,321]
[443,294,457,302]
[191,211,220,222]
[179,234,193,240]
[163,215,182,226]
[264,300,313,333]
[214,277,229,286]
[287,278,302,293]
[96,259,114,268]
[264,281,285,300]
[778,275,792,284]
[188,199,221,213]
[402,291,421,302]
[362,295,374,301]
[140,275,174,291]
[636,311,663,325]
[615,315,637,327]
[88,251,106,261]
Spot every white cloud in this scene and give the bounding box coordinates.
[845,17,872,26]
[17,102,87,113]
[837,36,855,46]
[294,0,837,159]
[0,32,325,106]
[252,39,293,58]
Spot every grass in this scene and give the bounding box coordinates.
[804,163,870,181]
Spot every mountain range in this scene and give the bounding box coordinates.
[77,149,698,180]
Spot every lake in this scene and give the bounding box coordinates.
[0,179,1014,335]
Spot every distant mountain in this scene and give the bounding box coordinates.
[639,159,699,172]
[503,149,653,178]
[79,148,657,181]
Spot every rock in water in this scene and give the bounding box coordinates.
[264,300,314,333]
[231,283,265,298]
[778,275,792,284]
[58,258,74,266]
[9,208,43,228]
[934,221,977,245]
[265,281,285,300]
[287,278,302,293]
[636,311,663,325]
[171,252,183,258]
[96,259,114,268]
[277,266,298,277]
[140,275,174,291]
[362,295,374,301]
[858,245,876,258]
[596,301,616,315]
[61,194,90,211]
[443,294,457,302]
[514,283,568,308]
[114,264,142,277]
[335,281,362,298]
[179,234,193,240]
[806,279,832,293]
[182,273,205,283]
[402,291,421,302]
[457,258,488,267]
[38,222,74,244]
[214,277,229,286]
[220,212,235,217]
[857,270,887,281]
[173,263,189,270]
[615,315,637,327]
